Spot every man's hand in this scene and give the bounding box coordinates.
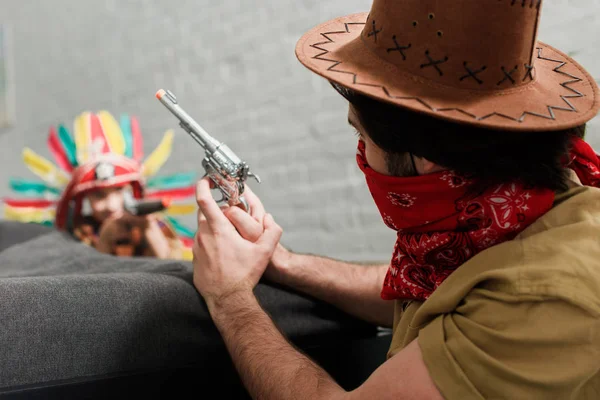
[222,184,292,279]
[222,183,394,327]
[96,213,151,256]
[193,178,283,309]
[96,213,172,258]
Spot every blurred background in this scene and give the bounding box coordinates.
[0,0,598,262]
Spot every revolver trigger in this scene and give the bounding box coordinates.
[249,172,261,184]
[214,192,226,205]
[238,196,249,212]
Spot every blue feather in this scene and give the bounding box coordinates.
[58,125,78,167]
[165,216,195,238]
[120,114,134,158]
[9,178,62,198]
[146,172,197,190]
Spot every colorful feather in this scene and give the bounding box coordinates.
[89,113,110,157]
[3,204,55,223]
[58,124,78,168]
[146,185,195,200]
[22,148,70,186]
[166,216,196,238]
[47,126,74,173]
[165,203,197,215]
[3,198,55,208]
[98,111,125,155]
[74,112,92,163]
[130,116,144,161]
[179,236,195,247]
[120,114,134,159]
[141,130,174,178]
[164,217,194,260]
[146,172,197,190]
[181,247,193,261]
[9,178,61,198]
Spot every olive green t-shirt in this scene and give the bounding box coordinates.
[388,185,600,399]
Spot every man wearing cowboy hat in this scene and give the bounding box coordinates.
[190,1,600,398]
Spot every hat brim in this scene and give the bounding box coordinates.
[295,13,599,132]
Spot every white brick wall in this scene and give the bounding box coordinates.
[0,0,598,261]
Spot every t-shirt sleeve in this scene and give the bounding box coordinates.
[418,289,600,400]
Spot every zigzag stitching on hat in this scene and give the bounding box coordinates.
[511,47,584,122]
[380,87,437,112]
[310,24,452,111]
[310,25,583,124]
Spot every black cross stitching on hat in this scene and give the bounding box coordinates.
[523,64,535,82]
[297,4,598,131]
[387,35,411,60]
[367,20,382,43]
[420,50,449,76]
[460,62,487,84]
[498,65,519,86]
[304,27,589,125]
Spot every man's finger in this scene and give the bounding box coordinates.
[195,178,230,229]
[195,215,212,247]
[256,213,283,251]
[223,206,263,242]
[243,184,265,223]
[197,209,207,224]
[119,213,149,229]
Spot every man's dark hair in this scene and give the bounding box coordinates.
[331,82,586,193]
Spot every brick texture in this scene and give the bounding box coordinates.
[0,0,598,261]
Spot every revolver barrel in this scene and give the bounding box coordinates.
[155,88,261,210]
[155,89,220,153]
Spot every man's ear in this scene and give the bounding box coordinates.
[415,157,446,175]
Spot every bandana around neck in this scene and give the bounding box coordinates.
[356,138,600,301]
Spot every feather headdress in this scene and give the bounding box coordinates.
[2,111,197,259]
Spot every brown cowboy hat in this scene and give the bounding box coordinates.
[295,0,600,132]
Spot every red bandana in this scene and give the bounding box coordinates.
[356,138,600,301]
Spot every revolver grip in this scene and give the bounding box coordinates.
[203,166,247,211]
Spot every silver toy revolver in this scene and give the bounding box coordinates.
[155,89,260,211]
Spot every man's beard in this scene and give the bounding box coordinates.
[386,152,417,177]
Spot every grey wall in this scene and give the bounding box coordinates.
[0,0,598,262]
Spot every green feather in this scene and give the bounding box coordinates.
[9,178,61,197]
[147,172,197,189]
[165,216,195,238]
[120,114,134,158]
[58,124,78,167]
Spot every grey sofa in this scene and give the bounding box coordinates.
[0,221,390,399]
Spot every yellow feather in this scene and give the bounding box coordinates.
[22,148,70,187]
[181,247,193,261]
[142,130,174,178]
[74,111,92,163]
[97,110,125,155]
[166,203,197,215]
[4,205,55,223]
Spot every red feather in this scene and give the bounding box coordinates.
[179,237,194,247]
[145,186,195,200]
[130,116,144,161]
[3,198,56,208]
[90,114,110,154]
[47,126,74,172]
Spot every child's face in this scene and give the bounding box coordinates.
[86,187,125,222]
